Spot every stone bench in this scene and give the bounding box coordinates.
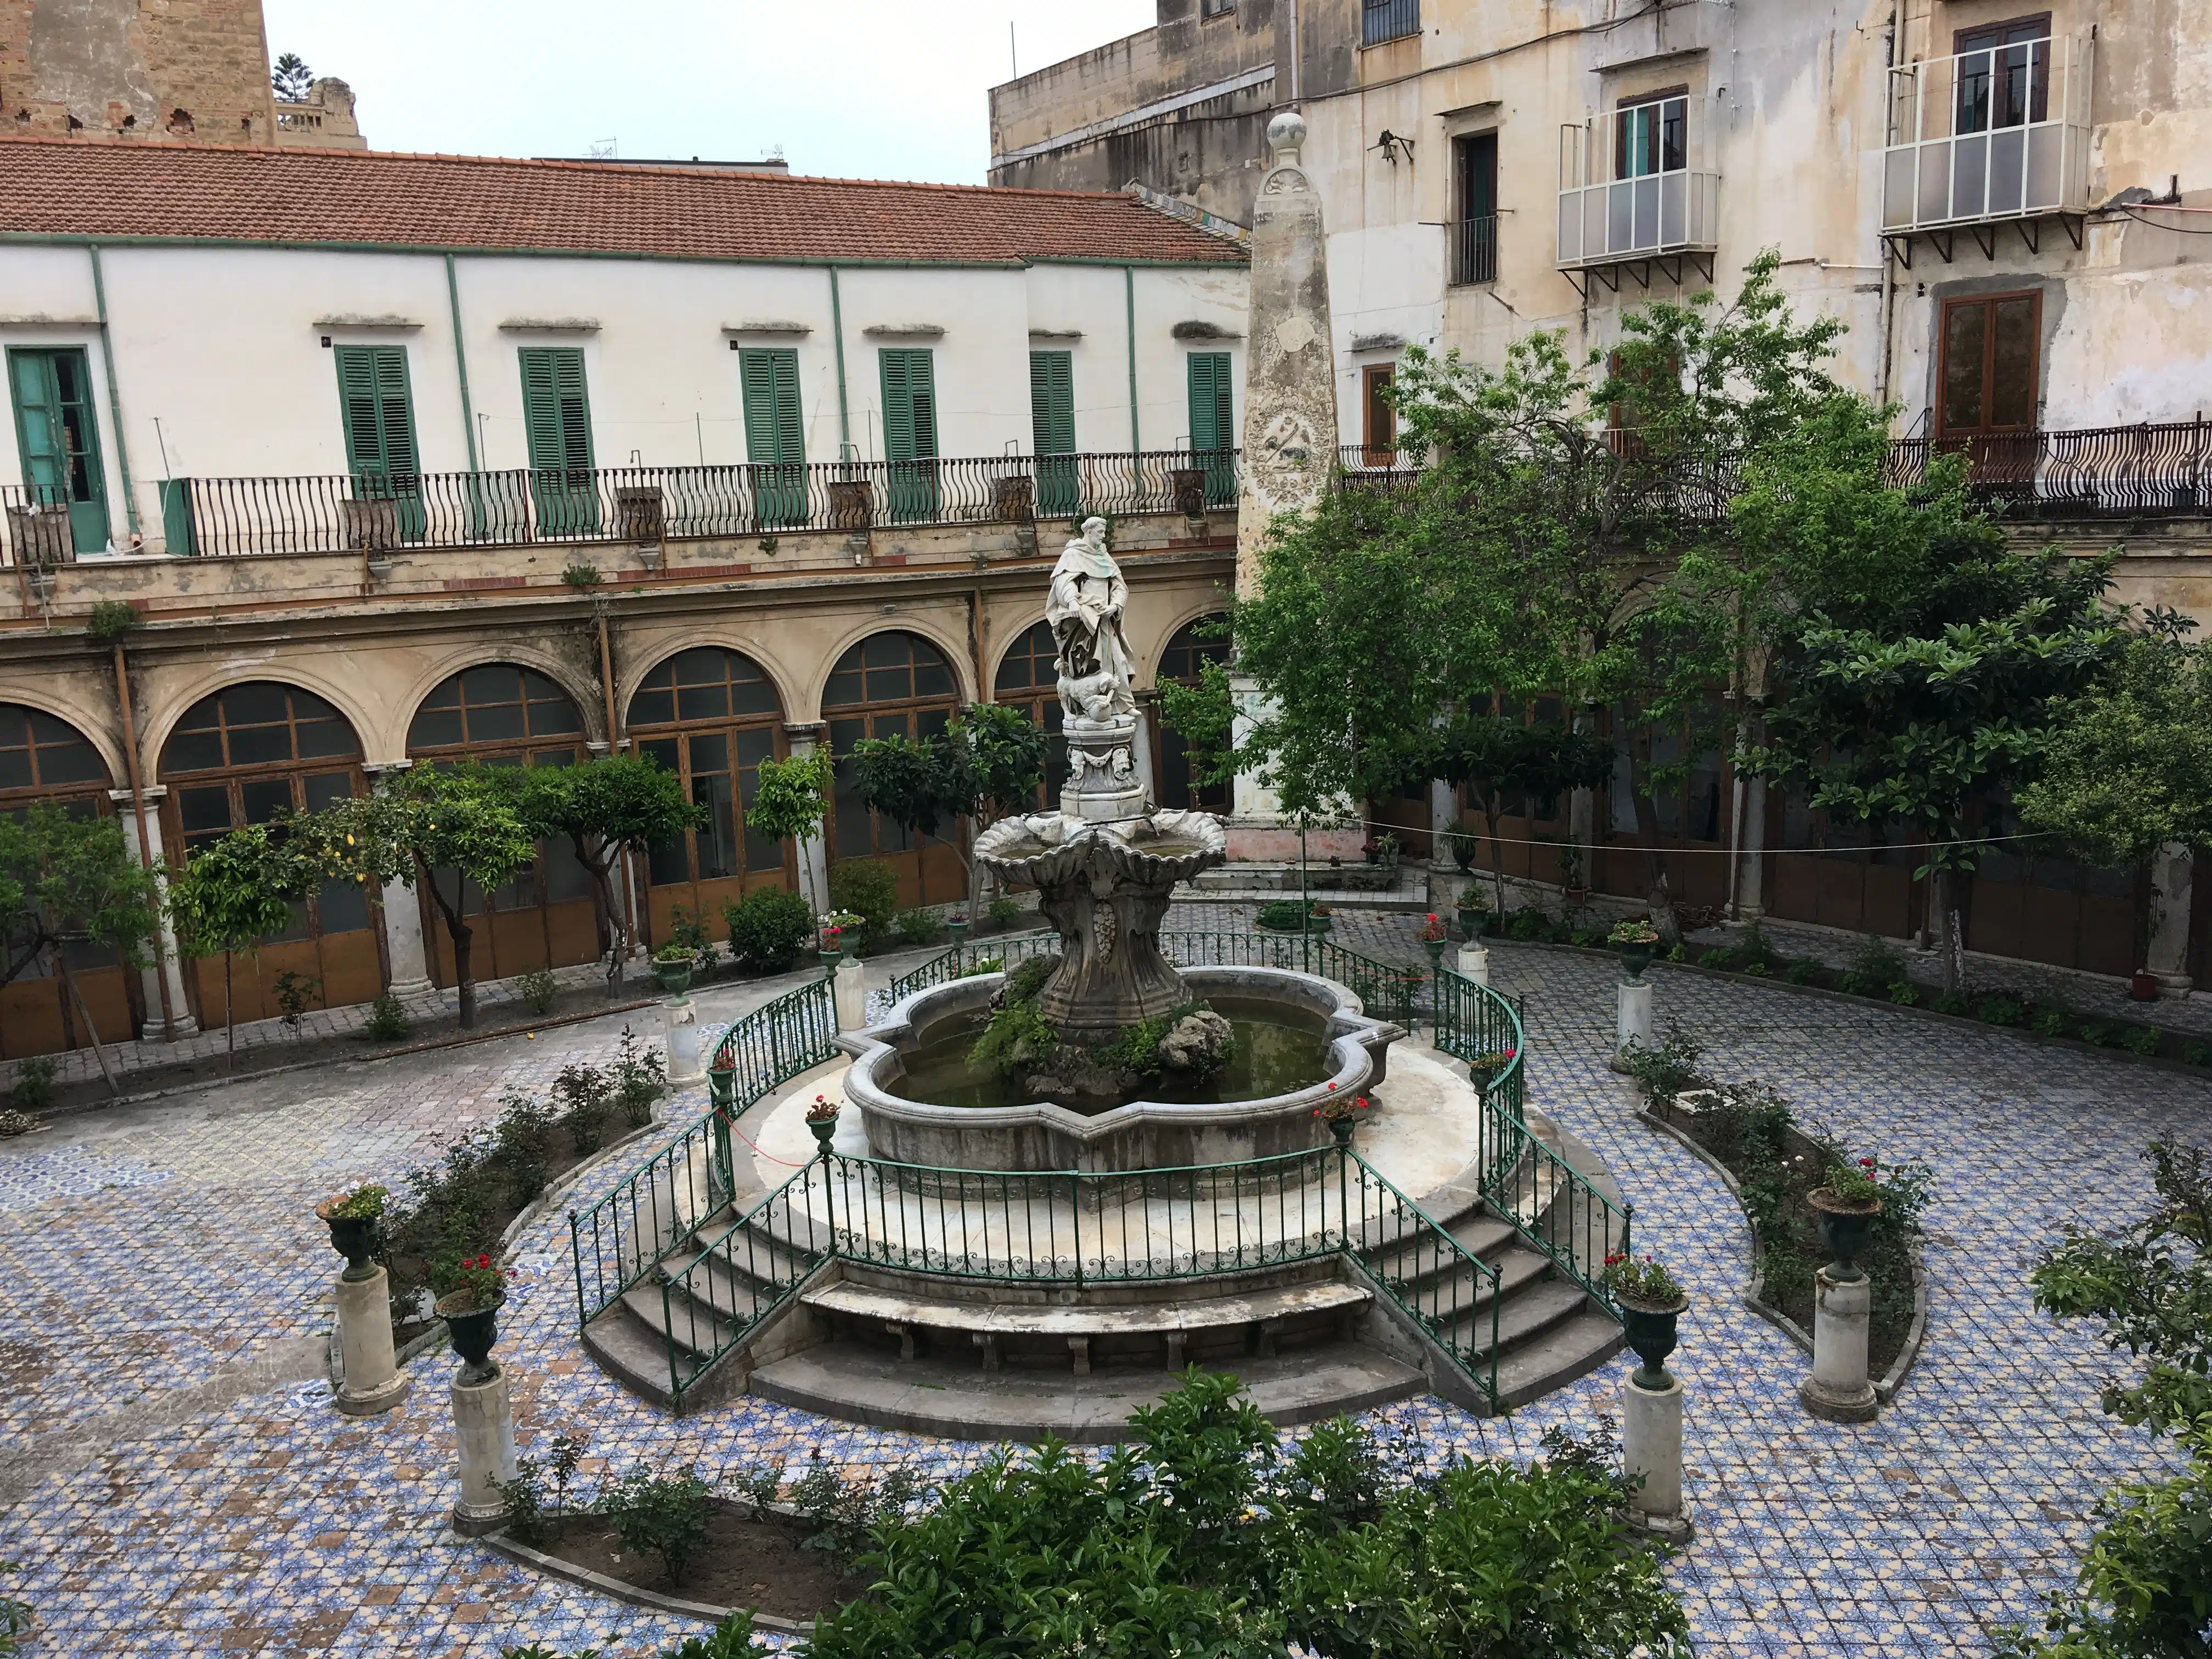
[801,1280,1370,1375]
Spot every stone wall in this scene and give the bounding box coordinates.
[1,0,277,143]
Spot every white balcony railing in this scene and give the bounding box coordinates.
[1882,34,2091,233]
[1556,108,1719,270]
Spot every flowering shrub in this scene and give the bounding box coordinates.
[1314,1087,1370,1124]
[1601,1252,1684,1305]
[1418,913,1449,944]
[1609,918,1660,947]
[324,1184,387,1221]
[805,1093,841,1123]
[1822,1156,1884,1206]
[433,1251,515,1312]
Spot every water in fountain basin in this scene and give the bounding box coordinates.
[889,995,1333,1116]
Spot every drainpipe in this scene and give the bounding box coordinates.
[1124,266,1142,456]
[446,253,480,472]
[595,606,641,960]
[87,245,140,540]
[828,265,853,456]
[110,640,177,1038]
[1875,7,1900,415]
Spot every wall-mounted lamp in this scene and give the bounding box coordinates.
[1372,129,1414,165]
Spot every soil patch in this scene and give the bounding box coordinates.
[533,1505,871,1623]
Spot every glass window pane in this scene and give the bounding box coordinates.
[527,692,581,736]
[240,778,294,825]
[295,718,357,759]
[467,699,526,743]
[318,876,371,933]
[1942,303,1986,432]
[36,738,106,787]
[227,722,294,768]
[461,664,518,707]
[676,682,729,723]
[178,786,234,836]
[0,751,30,791]
[1991,297,2038,428]
[913,659,954,698]
[629,686,675,727]
[823,666,864,708]
[162,730,225,775]
[730,674,780,717]
[544,838,594,901]
[409,707,465,750]
[222,682,290,727]
[302,772,355,811]
[694,770,737,879]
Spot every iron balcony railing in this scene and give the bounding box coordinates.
[1448,214,1499,285]
[0,448,1244,565]
[1882,33,2091,234]
[1884,419,2212,517]
[1361,0,1420,47]
[567,916,1624,1407]
[1336,442,1424,493]
[1556,110,1719,269]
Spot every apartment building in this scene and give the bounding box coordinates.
[0,140,1251,1056]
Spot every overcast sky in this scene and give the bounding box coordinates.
[259,0,1155,182]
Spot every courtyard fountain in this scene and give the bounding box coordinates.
[837,517,1403,1172]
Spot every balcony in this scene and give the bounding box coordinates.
[1447,215,1498,286]
[0,449,1242,567]
[1555,108,1719,295]
[1880,34,2091,263]
[1361,0,1419,48]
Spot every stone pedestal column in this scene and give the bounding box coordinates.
[1733,776,1767,921]
[1621,1373,1693,1542]
[108,786,198,1038]
[449,1367,517,1536]
[783,723,833,915]
[1800,1268,1878,1422]
[663,994,704,1086]
[364,761,435,996]
[1456,941,1490,985]
[333,1264,409,1416]
[833,957,867,1032]
[1131,699,1161,806]
[1613,980,1652,1071]
[2146,843,2194,993]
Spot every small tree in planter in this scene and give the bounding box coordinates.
[515,753,704,995]
[165,820,319,1073]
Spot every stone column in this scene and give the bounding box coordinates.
[1800,1268,1878,1423]
[1613,979,1652,1073]
[833,956,867,1032]
[449,1367,517,1536]
[663,990,704,1086]
[783,721,833,916]
[364,761,434,996]
[1621,1372,1692,1542]
[334,1263,409,1416]
[2146,843,2194,993]
[1733,776,1768,921]
[108,787,198,1039]
[1456,940,1490,986]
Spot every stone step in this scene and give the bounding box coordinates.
[1489,1310,1627,1411]
[748,1340,1426,1443]
[579,1302,703,1409]
[1361,1211,1521,1287]
[662,1223,819,1316]
[618,1280,740,1364]
[1434,1277,1594,1364]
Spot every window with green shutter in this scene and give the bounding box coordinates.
[1187,352,1235,506]
[334,344,425,540]
[739,347,807,528]
[8,346,110,554]
[879,348,939,523]
[518,346,599,534]
[1029,349,1078,516]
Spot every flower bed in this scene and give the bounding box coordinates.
[1624,1028,1929,1379]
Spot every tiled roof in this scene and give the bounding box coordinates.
[0,138,1246,266]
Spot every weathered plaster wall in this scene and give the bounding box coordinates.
[1,0,276,142]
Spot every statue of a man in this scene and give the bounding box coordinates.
[1047,516,1136,723]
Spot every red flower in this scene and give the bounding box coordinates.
[1355,1096,1369,1110]
[1426,913,1437,922]
[1326,1081,1336,1091]
[1859,1158,1876,1169]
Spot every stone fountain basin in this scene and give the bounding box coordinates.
[835,966,1404,1175]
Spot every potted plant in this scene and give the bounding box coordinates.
[1313,1086,1370,1148]
[947,912,970,952]
[651,943,695,997]
[1442,828,1477,873]
[1609,917,1661,983]
[315,1186,388,1280]
[1455,883,1491,940]
[1419,913,1450,969]
[821,911,864,965]
[1601,1252,1688,1390]
[1808,1158,1885,1280]
[1373,832,1401,875]
[805,1093,841,1154]
[434,1251,516,1385]
[1465,1048,1517,1091]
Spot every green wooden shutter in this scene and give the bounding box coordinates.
[879,349,939,522]
[1029,351,1075,455]
[9,346,110,552]
[518,347,594,474]
[739,348,804,464]
[1187,353,1235,507]
[334,345,424,539]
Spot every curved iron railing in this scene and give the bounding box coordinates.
[569,918,1627,1409]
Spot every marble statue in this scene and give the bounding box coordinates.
[1047,517,1136,722]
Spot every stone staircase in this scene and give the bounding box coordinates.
[579,1118,1624,1432]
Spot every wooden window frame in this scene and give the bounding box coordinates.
[1361,363,1398,464]
[1936,287,2042,438]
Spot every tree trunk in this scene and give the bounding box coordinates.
[57,958,121,1098]
[452,919,476,1028]
[224,949,236,1069]
[1482,801,1509,918]
[1932,866,1970,994]
[579,836,626,996]
[1626,732,1680,946]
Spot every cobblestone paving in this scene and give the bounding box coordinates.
[0,918,2198,1656]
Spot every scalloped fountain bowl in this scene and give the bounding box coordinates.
[836,966,1403,1175]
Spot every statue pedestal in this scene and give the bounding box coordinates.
[1060,716,1148,822]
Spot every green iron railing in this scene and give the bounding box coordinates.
[1432,962,1632,1313]
[569,918,1624,1410]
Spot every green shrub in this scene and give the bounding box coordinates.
[891,906,944,947]
[1930,988,1973,1016]
[0,1561,28,1658]
[1887,981,1921,1007]
[985,894,1024,930]
[722,885,814,973]
[604,1464,713,1588]
[828,860,900,942]
[1740,960,1770,977]
[85,599,145,647]
[2182,1040,2212,1069]
[665,903,713,962]
[1784,958,1822,985]
[273,969,321,1030]
[2030,1006,2073,1038]
[8,1057,57,1114]
[960,955,1005,978]
[1570,928,1602,948]
[515,967,558,1015]
[1255,898,1322,931]
[547,1063,616,1156]
[1977,996,2025,1027]
[2079,1019,2123,1047]
[360,993,409,1042]
[1665,941,1689,961]
[1621,1022,1706,1106]
[1696,947,1734,970]
[610,1025,665,1125]
[1737,922,1777,968]
[558,561,603,589]
[1839,934,1910,998]
[2118,1023,2162,1057]
[1505,907,1552,941]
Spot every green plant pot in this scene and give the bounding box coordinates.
[819,949,843,974]
[1617,1294,1685,1389]
[438,1295,503,1385]
[315,1200,378,1281]
[808,1115,839,1154]
[1325,1116,1355,1149]
[1810,1192,1882,1281]
[1457,906,1488,940]
[1423,939,1447,970]
[652,958,693,997]
[947,919,970,948]
[1615,944,1655,983]
[706,1062,737,1113]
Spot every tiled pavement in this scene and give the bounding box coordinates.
[0,917,2199,1656]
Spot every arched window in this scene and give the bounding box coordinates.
[407,664,595,984]
[627,647,788,941]
[991,619,1065,809]
[822,630,962,905]
[1153,616,1230,812]
[0,705,128,1060]
[157,681,377,1025]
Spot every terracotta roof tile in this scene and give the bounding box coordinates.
[0,138,1246,266]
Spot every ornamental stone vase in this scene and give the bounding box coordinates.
[437,1294,503,1385]
[1809,1189,1882,1282]
[652,957,693,997]
[1617,1293,1687,1390]
[1616,943,1656,983]
[315,1198,379,1281]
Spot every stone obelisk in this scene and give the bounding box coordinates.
[1228,110,1357,860]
